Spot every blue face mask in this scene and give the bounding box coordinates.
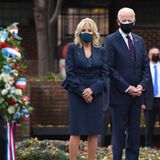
[80,33,93,43]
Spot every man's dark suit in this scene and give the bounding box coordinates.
[104,30,150,160]
[0,115,7,160]
[142,63,160,147]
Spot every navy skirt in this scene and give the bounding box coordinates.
[68,91,103,135]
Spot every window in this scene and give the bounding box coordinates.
[58,8,109,45]
[0,2,34,27]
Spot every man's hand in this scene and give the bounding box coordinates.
[141,104,146,110]
[136,84,143,96]
[127,86,140,97]
[127,85,144,97]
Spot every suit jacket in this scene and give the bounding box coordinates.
[142,64,159,110]
[62,43,109,97]
[104,30,150,105]
[142,75,153,110]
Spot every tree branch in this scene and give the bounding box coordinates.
[49,0,63,24]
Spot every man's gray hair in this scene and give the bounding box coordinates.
[117,7,135,21]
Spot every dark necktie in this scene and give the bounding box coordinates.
[126,35,136,63]
[154,64,158,96]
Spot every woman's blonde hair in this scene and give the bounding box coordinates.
[74,17,101,47]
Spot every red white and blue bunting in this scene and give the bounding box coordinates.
[7,122,16,160]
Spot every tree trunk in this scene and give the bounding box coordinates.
[34,0,50,75]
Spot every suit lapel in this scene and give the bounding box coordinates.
[132,34,140,66]
[116,31,133,63]
[77,46,95,67]
[91,47,96,65]
[77,46,86,66]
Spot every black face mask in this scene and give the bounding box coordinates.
[152,54,160,63]
[120,22,134,34]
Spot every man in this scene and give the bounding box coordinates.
[0,115,7,160]
[104,7,150,160]
[142,47,160,147]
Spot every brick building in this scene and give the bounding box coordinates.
[1,0,160,141]
[1,0,160,75]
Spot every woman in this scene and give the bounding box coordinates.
[62,17,108,160]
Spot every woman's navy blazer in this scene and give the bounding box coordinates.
[62,43,108,97]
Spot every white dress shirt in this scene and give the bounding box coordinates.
[118,28,136,92]
[150,61,160,97]
[119,28,134,49]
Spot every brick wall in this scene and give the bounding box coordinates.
[16,80,68,141]
[16,120,30,141]
[135,26,160,51]
[30,81,68,127]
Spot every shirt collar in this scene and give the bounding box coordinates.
[150,61,160,66]
[119,28,132,39]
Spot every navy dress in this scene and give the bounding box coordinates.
[62,44,108,135]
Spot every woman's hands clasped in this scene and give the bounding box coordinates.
[82,88,93,103]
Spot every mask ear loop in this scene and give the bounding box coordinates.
[133,19,136,26]
[116,19,121,26]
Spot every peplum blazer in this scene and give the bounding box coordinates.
[61,43,109,97]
